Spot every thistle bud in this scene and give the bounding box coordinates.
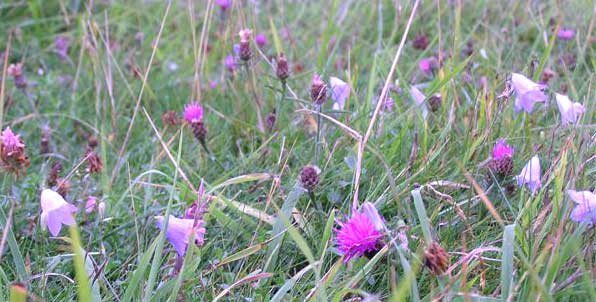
[300,165,320,191]
[428,93,442,112]
[412,34,429,50]
[423,241,449,275]
[238,29,252,61]
[276,53,289,81]
[310,74,327,105]
[191,121,208,142]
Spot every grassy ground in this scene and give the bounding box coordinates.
[0,0,595,301]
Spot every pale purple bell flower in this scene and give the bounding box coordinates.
[40,189,77,236]
[511,73,548,113]
[555,93,585,125]
[515,155,541,194]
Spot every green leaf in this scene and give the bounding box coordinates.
[501,224,516,302]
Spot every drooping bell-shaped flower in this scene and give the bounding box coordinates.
[40,189,77,236]
[511,73,548,113]
[555,93,585,125]
[330,77,350,111]
[155,215,206,257]
[567,190,596,225]
[515,155,541,193]
[409,86,429,119]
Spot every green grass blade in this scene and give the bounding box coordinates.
[501,224,516,302]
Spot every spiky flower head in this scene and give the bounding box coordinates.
[423,241,449,275]
[489,139,514,177]
[183,102,204,124]
[299,165,320,191]
[191,121,208,142]
[1,127,25,154]
[276,53,289,81]
[310,73,327,105]
[215,0,232,10]
[335,210,383,263]
[0,127,29,176]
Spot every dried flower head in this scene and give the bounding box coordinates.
[40,189,77,236]
[428,93,442,112]
[56,178,70,198]
[0,127,30,176]
[310,74,327,105]
[191,121,208,142]
[155,215,206,257]
[40,127,51,155]
[238,29,252,61]
[162,110,179,127]
[424,241,449,275]
[490,139,514,177]
[85,149,103,174]
[335,210,383,263]
[266,110,276,132]
[412,34,429,50]
[276,53,289,81]
[183,102,204,124]
[300,165,320,191]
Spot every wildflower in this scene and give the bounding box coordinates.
[85,196,97,213]
[255,33,267,47]
[238,28,252,61]
[215,0,232,11]
[224,55,236,72]
[330,77,350,111]
[162,110,179,127]
[0,127,30,176]
[423,241,449,275]
[191,121,208,142]
[490,139,514,177]
[155,215,206,257]
[511,73,548,113]
[276,53,289,81]
[335,210,383,263]
[54,36,70,59]
[557,29,575,40]
[40,189,77,236]
[515,155,541,194]
[419,57,437,77]
[209,79,218,89]
[7,63,27,89]
[555,93,585,125]
[300,165,320,191]
[567,190,596,225]
[98,201,106,218]
[183,102,204,124]
[412,34,429,50]
[85,149,103,174]
[409,86,429,119]
[361,202,385,231]
[310,73,327,105]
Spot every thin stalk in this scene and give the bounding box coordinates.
[244,63,266,132]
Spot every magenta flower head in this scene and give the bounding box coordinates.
[155,215,206,257]
[492,139,514,159]
[54,36,70,58]
[183,102,204,124]
[567,190,596,225]
[419,57,437,76]
[555,93,585,125]
[515,155,541,194]
[1,127,25,155]
[215,0,232,10]
[335,208,383,263]
[224,55,236,72]
[511,72,548,113]
[330,76,350,111]
[40,189,77,236]
[255,33,267,47]
[557,29,575,40]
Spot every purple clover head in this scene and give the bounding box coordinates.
[511,72,548,113]
[515,155,541,194]
[40,189,77,236]
[555,93,585,125]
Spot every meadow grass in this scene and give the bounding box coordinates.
[0,0,595,301]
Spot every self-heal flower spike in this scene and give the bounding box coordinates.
[555,93,585,125]
[155,215,206,257]
[40,189,77,236]
[567,190,596,225]
[335,210,383,263]
[330,77,350,111]
[511,73,548,113]
[515,155,541,193]
[183,102,204,124]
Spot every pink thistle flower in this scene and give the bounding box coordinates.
[224,55,236,72]
[155,215,206,257]
[515,155,541,194]
[419,57,437,76]
[330,76,350,110]
[567,190,596,225]
[557,29,575,40]
[555,93,585,125]
[335,210,383,263]
[40,189,77,236]
[255,33,267,47]
[492,139,514,159]
[1,127,25,155]
[216,0,232,10]
[183,102,204,123]
[511,73,548,113]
